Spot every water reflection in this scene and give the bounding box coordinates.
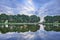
[0,24,60,40]
[44,24,60,31]
[39,24,45,31]
[0,25,40,33]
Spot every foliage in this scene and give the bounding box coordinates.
[0,25,40,33]
[44,24,60,31]
[0,13,40,33]
[44,16,60,31]
[0,14,40,23]
[44,16,60,23]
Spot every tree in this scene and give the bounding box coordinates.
[30,15,40,23]
[44,16,53,23]
[0,14,8,23]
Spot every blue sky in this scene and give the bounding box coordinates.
[0,0,60,17]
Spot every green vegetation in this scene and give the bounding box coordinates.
[0,14,40,23]
[44,16,60,31]
[44,16,60,23]
[44,24,60,31]
[0,25,40,33]
[0,13,40,33]
[0,13,60,32]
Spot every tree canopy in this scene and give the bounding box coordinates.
[44,16,60,23]
[0,14,40,23]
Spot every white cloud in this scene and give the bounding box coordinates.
[38,0,60,16]
[15,0,35,16]
[0,5,15,15]
[37,0,60,22]
[0,0,60,17]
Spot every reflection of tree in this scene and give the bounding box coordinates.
[0,25,40,33]
[28,25,40,32]
[44,24,60,31]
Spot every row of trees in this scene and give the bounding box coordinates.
[44,16,60,23]
[44,16,60,31]
[0,14,40,23]
[0,13,40,33]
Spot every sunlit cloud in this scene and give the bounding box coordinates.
[0,0,60,17]
[17,0,35,16]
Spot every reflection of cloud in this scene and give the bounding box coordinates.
[0,31,60,40]
[20,32,35,40]
[24,34,34,39]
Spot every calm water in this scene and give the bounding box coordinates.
[0,24,60,40]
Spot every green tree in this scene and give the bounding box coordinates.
[30,15,40,23]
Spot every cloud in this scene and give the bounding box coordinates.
[38,0,60,16]
[0,5,15,15]
[36,0,60,22]
[0,0,60,17]
[0,0,36,16]
[16,0,35,16]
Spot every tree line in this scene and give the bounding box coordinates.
[44,16,60,23]
[0,13,40,33]
[44,16,60,31]
[0,14,40,23]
